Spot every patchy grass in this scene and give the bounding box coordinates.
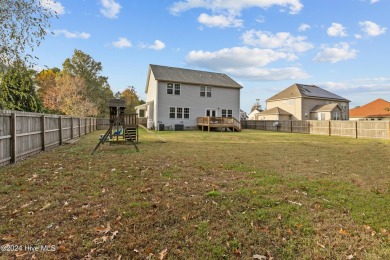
[0,129,389,259]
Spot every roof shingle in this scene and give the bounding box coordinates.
[149,64,242,89]
[350,98,390,117]
[267,83,349,102]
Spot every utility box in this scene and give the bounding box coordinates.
[174,124,184,131]
[158,124,164,131]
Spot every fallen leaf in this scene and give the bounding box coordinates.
[159,248,168,260]
[1,234,15,242]
[339,228,349,235]
[15,252,28,258]
[111,230,119,240]
[346,254,354,259]
[40,203,51,211]
[253,255,267,260]
[94,222,111,234]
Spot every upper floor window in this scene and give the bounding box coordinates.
[167,83,180,95]
[200,86,211,97]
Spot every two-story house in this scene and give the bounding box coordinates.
[135,64,242,130]
[256,83,350,121]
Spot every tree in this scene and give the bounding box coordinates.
[0,60,42,112]
[0,0,55,68]
[55,73,98,117]
[35,67,60,113]
[62,50,113,116]
[120,86,142,113]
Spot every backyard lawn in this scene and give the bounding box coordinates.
[0,129,389,259]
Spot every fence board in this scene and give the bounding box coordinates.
[242,120,390,140]
[0,110,97,167]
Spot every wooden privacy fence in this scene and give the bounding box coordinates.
[242,120,390,140]
[0,110,97,166]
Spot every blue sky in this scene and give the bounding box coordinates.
[35,0,390,112]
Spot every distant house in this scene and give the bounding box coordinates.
[247,109,262,120]
[350,98,390,121]
[135,64,242,130]
[257,83,350,121]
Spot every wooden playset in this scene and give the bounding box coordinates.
[91,99,139,154]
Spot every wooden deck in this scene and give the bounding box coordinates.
[197,117,241,132]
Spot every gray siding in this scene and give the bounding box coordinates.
[156,81,240,128]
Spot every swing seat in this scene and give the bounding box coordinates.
[113,128,122,136]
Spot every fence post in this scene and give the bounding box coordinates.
[41,115,46,151]
[85,118,87,135]
[329,121,331,136]
[70,117,74,140]
[90,118,92,133]
[11,113,17,163]
[355,121,358,139]
[79,118,81,137]
[59,116,63,145]
[290,120,293,133]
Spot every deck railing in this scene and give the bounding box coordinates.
[197,117,241,131]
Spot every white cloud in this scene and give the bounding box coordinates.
[298,23,310,32]
[370,0,379,4]
[140,40,166,51]
[53,29,90,39]
[242,30,314,53]
[112,37,132,48]
[185,46,308,80]
[359,21,386,36]
[321,78,390,92]
[327,23,347,37]
[314,42,357,63]
[198,13,243,28]
[186,47,296,69]
[100,0,121,19]
[224,67,309,81]
[149,40,166,51]
[170,0,304,16]
[39,0,65,15]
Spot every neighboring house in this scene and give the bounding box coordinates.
[258,83,350,121]
[247,109,262,120]
[135,64,242,130]
[349,98,390,121]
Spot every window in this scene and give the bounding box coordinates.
[177,107,183,119]
[169,107,190,119]
[340,103,347,111]
[167,83,180,95]
[200,86,211,97]
[139,109,145,118]
[333,112,340,120]
[169,107,175,118]
[184,108,190,119]
[167,83,173,94]
[174,83,181,95]
[221,109,233,117]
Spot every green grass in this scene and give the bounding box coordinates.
[0,129,389,259]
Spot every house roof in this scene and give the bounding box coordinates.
[267,83,349,102]
[311,103,340,112]
[349,98,390,118]
[148,64,242,89]
[258,107,291,115]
